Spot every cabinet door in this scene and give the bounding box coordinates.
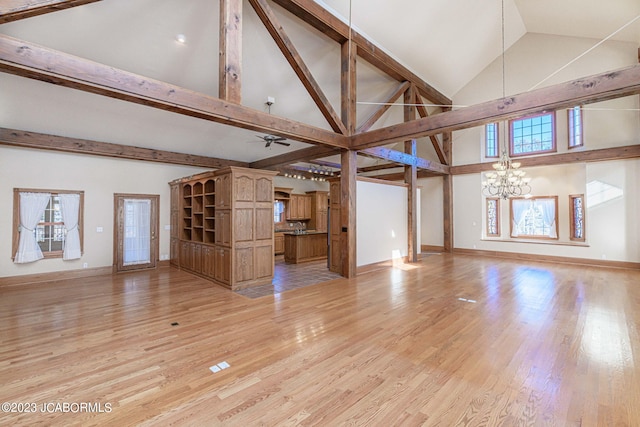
[316,211,328,232]
[254,244,273,279]
[202,246,215,279]
[235,174,254,202]
[180,240,192,270]
[296,196,305,219]
[274,235,285,254]
[170,237,179,267]
[303,196,312,220]
[216,174,232,208]
[191,242,202,274]
[255,177,272,203]
[214,246,231,285]
[286,195,297,220]
[215,210,231,246]
[235,247,254,283]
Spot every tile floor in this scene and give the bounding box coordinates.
[234,256,342,298]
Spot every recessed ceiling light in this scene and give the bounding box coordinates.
[176,34,186,44]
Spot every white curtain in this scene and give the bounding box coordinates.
[538,198,558,238]
[14,192,51,264]
[510,199,531,237]
[123,199,151,266]
[59,193,81,260]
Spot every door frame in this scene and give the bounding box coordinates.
[113,193,159,272]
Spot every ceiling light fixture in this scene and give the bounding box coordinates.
[175,34,186,44]
[481,0,532,200]
[482,151,531,199]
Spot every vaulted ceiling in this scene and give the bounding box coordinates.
[1,0,639,172]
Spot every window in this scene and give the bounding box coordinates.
[569,194,585,242]
[510,196,558,239]
[38,194,65,253]
[12,189,84,262]
[486,198,500,237]
[274,200,285,223]
[485,123,499,158]
[509,112,556,156]
[568,106,583,148]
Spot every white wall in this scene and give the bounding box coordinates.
[418,177,444,247]
[356,180,408,266]
[0,147,206,278]
[450,33,640,263]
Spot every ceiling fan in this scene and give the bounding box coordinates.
[254,134,290,148]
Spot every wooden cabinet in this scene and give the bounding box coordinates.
[307,191,328,232]
[274,232,285,255]
[169,167,277,290]
[286,194,312,220]
[169,183,180,267]
[284,232,328,263]
[214,246,231,285]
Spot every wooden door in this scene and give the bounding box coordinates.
[114,194,159,272]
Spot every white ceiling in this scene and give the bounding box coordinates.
[1,0,638,167]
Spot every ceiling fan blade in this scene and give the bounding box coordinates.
[274,141,291,146]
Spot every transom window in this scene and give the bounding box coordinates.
[486,198,500,237]
[569,194,585,242]
[568,106,583,148]
[485,123,499,158]
[510,196,558,240]
[509,112,556,156]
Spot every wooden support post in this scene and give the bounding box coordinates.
[340,150,357,278]
[403,86,418,262]
[341,39,357,135]
[443,131,453,252]
[219,0,243,103]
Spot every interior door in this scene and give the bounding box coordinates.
[114,194,159,272]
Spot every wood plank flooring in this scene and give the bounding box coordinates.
[1,253,639,426]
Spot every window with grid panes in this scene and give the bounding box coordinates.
[510,112,556,156]
[485,123,499,158]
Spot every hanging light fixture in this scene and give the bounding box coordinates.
[481,0,532,200]
[482,151,531,199]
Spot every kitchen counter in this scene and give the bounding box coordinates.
[283,231,328,264]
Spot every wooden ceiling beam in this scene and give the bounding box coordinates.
[415,88,447,165]
[450,144,640,175]
[352,64,640,150]
[0,0,100,24]
[0,34,348,149]
[310,159,341,169]
[248,0,347,134]
[249,145,340,170]
[270,0,451,106]
[0,127,248,168]
[357,81,410,134]
[365,170,440,181]
[359,146,449,175]
[219,0,243,104]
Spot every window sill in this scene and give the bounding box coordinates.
[481,237,589,247]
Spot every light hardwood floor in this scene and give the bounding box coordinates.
[1,254,639,426]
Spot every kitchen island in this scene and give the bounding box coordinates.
[283,231,328,264]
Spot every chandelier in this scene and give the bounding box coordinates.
[482,151,531,199]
